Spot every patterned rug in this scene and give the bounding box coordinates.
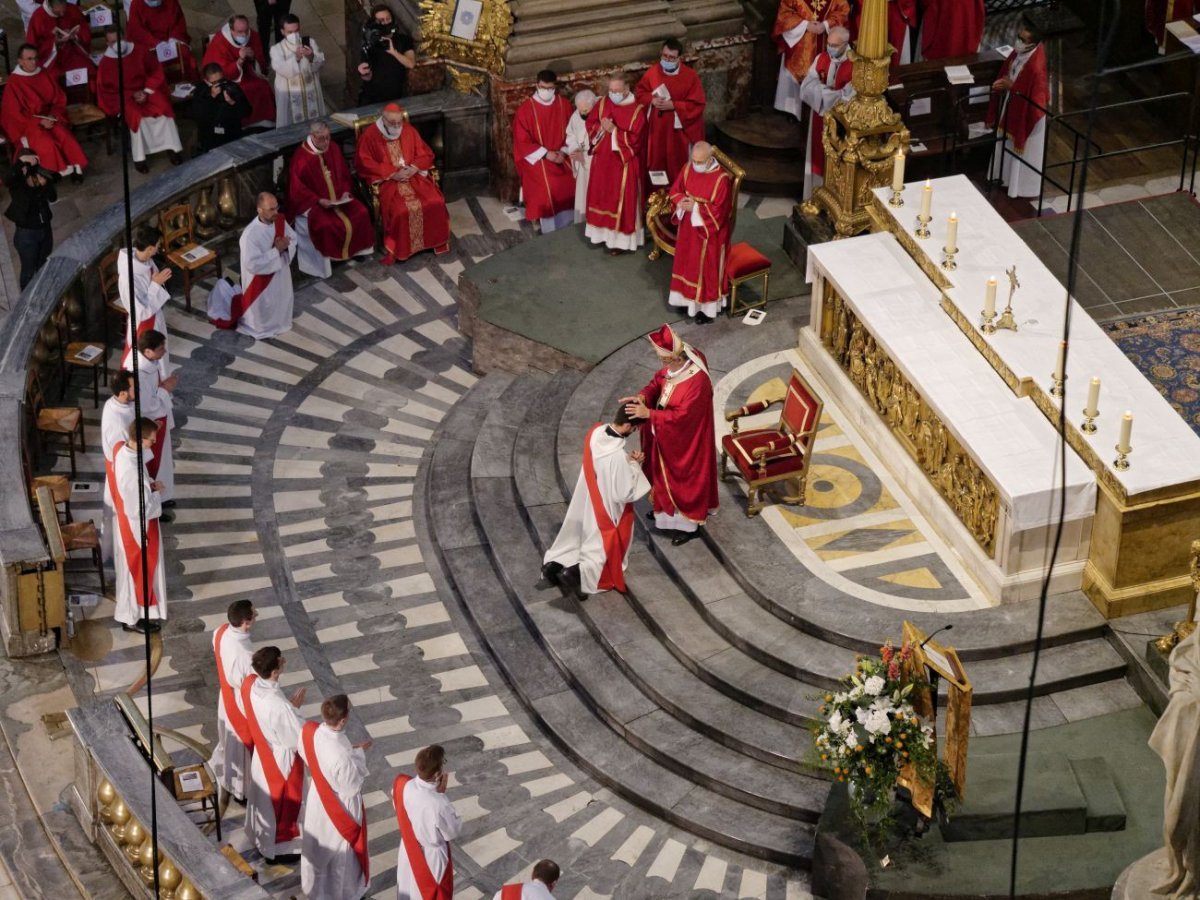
[1105,309,1200,433]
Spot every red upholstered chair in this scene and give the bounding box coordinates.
[720,368,823,517]
[726,241,771,317]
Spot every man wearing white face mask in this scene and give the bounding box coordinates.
[565,90,597,224]
[635,38,706,198]
[270,14,325,126]
[513,69,576,233]
[667,141,732,323]
[773,0,849,118]
[985,21,1048,199]
[798,25,854,200]
[584,74,647,254]
[201,15,276,128]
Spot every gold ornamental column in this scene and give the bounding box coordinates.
[802,0,910,237]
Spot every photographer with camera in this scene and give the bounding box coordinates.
[192,63,253,154]
[357,4,416,105]
[5,152,57,289]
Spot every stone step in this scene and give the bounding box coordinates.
[1068,756,1127,833]
[715,111,806,154]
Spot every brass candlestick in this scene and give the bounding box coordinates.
[1114,443,1132,470]
[1081,408,1098,434]
[915,212,931,239]
[1050,373,1065,398]
[942,246,958,270]
[980,307,997,334]
[888,186,904,207]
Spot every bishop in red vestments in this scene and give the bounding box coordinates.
[584,74,647,254]
[200,16,276,128]
[288,121,373,278]
[667,142,732,323]
[773,0,850,118]
[513,69,576,233]
[26,0,94,84]
[96,32,182,172]
[126,0,200,83]
[918,0,985,60]
[623,325,719,543]
[798,28,854,200]
[2,44,88,178]
[354,103,451,265]
[635,39,707,196]
[986,23,1049,198]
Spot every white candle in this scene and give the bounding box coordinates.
[920,179,932,219]
[984,277,997,317]
[1085,377,1100,417]
[946,212,958,253]
[892,149,905,193]
[1054,340,1066,382]
[1118,411,1133,453]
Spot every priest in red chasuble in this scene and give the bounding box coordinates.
[288,120,373,278]
[773,0,850,118]
[2,44,88,179]
[798,26,854,200]
[26,0,94,84]
[584,73,648,254]
[917,0,984,60]
[623,325,719,545]
[986,20,1048,199]
[96,29,183,173]
[513,69,576,234]
[354,103,451,265]
[667,142,732,324]
[201,16,276,128]
[126,0,200,84]
[635,38,706,196]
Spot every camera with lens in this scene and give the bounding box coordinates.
[16,156,56,182]
[361,21,399,59]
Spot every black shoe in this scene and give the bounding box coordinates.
[671,530,701,546]
[644,511,654,522]
[134,161,149,174]
[169,151,182,165]
[694,313,713,325]
[265,853,300,865]
[160,509,175,523]
[141,619,162,633]
[161,500,177,508]
[541,561,564,582]
[122,621,148,634]
[70,171,84,184]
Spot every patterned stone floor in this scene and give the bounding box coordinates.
[48,193,819,899]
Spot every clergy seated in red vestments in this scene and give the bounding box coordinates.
[918,0,985,60]
[26,0,94,85]
[541,406,650,597]
[856,0,916,66]
[584,73,648,254]
[491,860,562,900]
[635,39,707,198]
[2,44,88,179]
[667,142,732,324]
[985,21,1048,199]
[288,121,373,278]
[125,0,200,84]
[773,0,850,118]
[622,324,720,544]
[798,28,854,201]
[513,69,576,234]
[354,103,451,265]
[201,16,276,129]
[97,30,183,173]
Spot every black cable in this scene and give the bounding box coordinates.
[1007,2,1121,895]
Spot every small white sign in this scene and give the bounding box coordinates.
[742,309,766,326]
[74,345,102,362]
[648,169,669,186]
[909,97,932,117]
[171,82,195,98]
[155,40,178,62]
[65,67,89,86]
[450,0,482,41]
[944,65,974,85]
[87,5,112,26]
[181,245,211,263]
[993,44,1014,57]
[178,769,204,792]
[71,481,100,494]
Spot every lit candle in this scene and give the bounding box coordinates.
[1054,340,1066,383]
[1085,377,1100,417]
[1118,411,1133,453]
[984,277,997,317]
[946,211,958,253]
[920,179,932,219]
[892,149,905,193]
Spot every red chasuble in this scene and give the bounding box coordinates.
[302,722,369,886]
[287,139,374,261]
[668,163,732,306]
[26,3,94,82]
[637,354,720,524]
[500,886,523,900]
[393,774,453,900]
[214,624,254,747]
[809,52,854,179]
[985,45,1048,153]
[773,0,851,82]
[635,63,706,188]
[97,45,175,131]
[126,0,199,82]
[354,122,451,262]
[855,0,916,66]
[584,96,647,238]
[918,0,985,60]
[581,424,637,592]
[1,69,88,174]
[109,441,162,612]
[200,28,275,126]
[512,95,575,222]
[241,674,305,843]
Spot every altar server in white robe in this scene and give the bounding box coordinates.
[238,192,298,341]
[541,405,650,596]
[493,860,561,900]
[243,646,307,863]
[269,15,325,127]
[300,694,373,900]
[118,227,172,370]
[100,369,138,562]
[211,599,257,802]
[394,744,463,900]
[133,330,176,505]
[798,26,855,200]
[112,418,167,634]
[565,89,596,224]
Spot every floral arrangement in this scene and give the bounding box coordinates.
[812,639,940,827]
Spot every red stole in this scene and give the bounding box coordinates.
[810,53,854,178]
[241,674,305,843]
[235,216,286,319]
[214,624,253,747]
[392,774,453,900]
[582,425,635,592]
[500,886,523,900]
[121,314,156,370]
[301,723,369,885]
[986,46,1049,153]
[108,442,161,611]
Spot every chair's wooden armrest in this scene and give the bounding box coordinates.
[725,398,778,422]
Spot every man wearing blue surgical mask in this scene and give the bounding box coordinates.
[635,38,706,199]
[797,24,854,200]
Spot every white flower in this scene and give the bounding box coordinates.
[864,708,892,736]
[849,685,865,701]
[864,675,885,696]
[828,710,846,734]
[870,696,894,714]
[854,707,870,727]
[844,735,858,754]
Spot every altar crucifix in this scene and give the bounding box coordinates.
[995,264,1019,332]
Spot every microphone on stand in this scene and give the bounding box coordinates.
[920,623,953,650]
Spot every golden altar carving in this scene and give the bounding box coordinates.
[419,0,512,87]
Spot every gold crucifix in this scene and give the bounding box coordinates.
[996,265,1019,332]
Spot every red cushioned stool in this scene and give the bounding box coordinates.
[726,241,771,317]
